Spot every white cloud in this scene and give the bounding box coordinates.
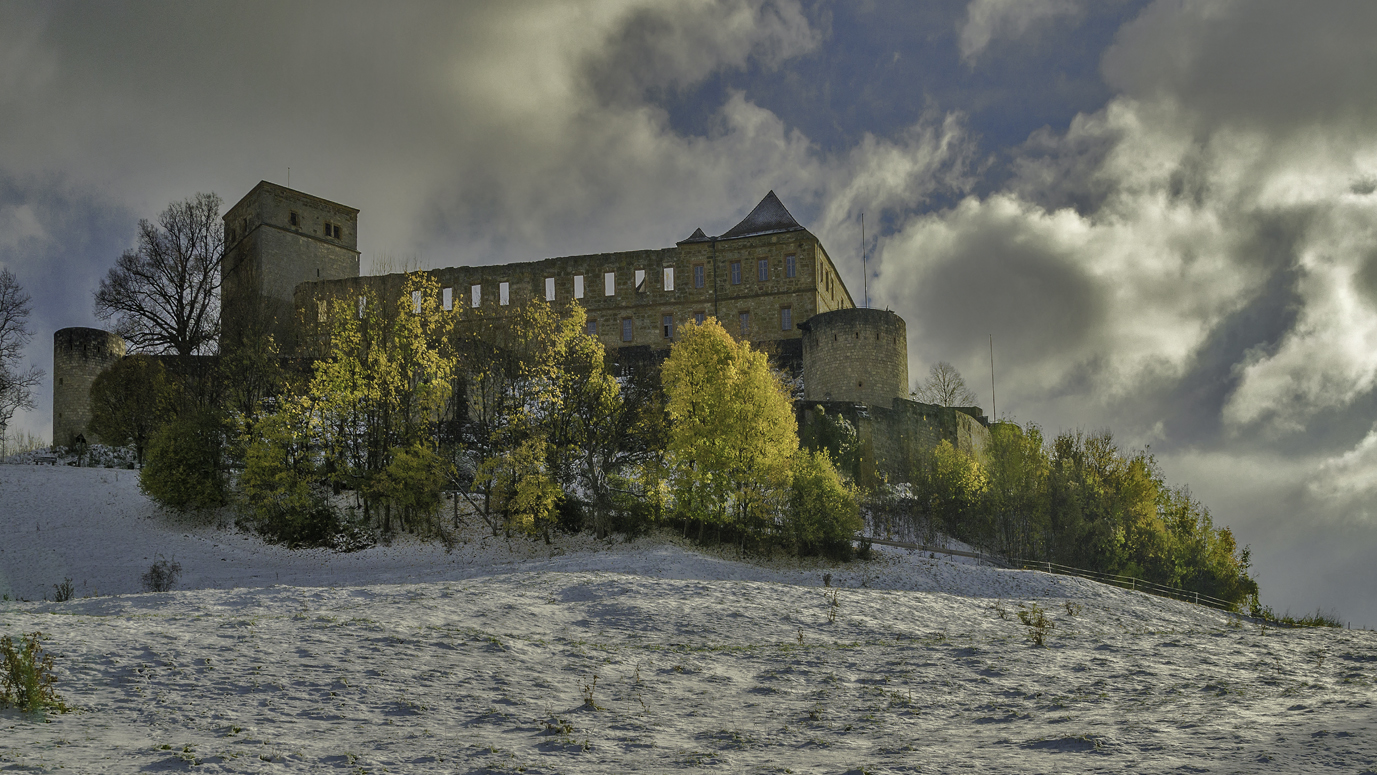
[1310,423,1377,519]
[0,204,47,253]
[873,1,1377,443]
[957,0,1083,63]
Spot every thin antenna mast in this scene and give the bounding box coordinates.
[989,334,997,421]
[861,212,868,308]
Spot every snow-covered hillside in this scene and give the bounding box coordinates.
[2,465,1375,773]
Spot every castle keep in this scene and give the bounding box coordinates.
[55,181,989,480]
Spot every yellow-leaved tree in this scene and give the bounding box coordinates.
[309,273,453,536]
[662,317,797,546]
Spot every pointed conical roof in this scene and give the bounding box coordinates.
[717,191,805,240]
[678,226,711,244]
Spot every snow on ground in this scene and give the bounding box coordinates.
[2,464,1375,773]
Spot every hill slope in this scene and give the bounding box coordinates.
[1,465,1374,773]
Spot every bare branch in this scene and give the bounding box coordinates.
[0,268,43,438]
[912,361,977,407]
[94,193,224,356]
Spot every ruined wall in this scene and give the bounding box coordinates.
[294,229,850,361]
[52,327,126,447]
[800,398,989,486]
[800,308,908,407]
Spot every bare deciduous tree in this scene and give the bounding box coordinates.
[94,193,224,357]
[912,361,977,407]
[0,268,44,456]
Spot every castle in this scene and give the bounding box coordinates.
[55,181,989,482]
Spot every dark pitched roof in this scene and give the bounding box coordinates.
[717,190,805,240]
[678,227,711,244]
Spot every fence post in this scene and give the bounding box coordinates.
[1130,578,1135,592]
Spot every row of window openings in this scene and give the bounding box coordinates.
[369,291,794,340]
[413,257,800,314]
[399,262,786,313]
[584,308,793,342]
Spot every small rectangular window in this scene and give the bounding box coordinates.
[739,311,749,334]
[786,254,796,278]
[730,261,741,285]
[412,290,422,314]
[586,319,598,336]
[334,224,342,239]
[621,317,633,342]
[605,272,616,296]
[500,281,510,305]
[545,277,555,301]
[471,284,481,308]
[694,264,705,288]
[694,311,705,325]
[662,314,674,339]
[758,259,769,282]
[290,211,300,227]
[574,274,584,299]
[663,267,674,291]
[635,269,646,292]
[443,287,453,311]
[324,220,333,237]
[780,306,792,331]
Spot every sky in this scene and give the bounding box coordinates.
[3,0,1376,625]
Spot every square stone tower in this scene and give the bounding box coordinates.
[221,181,359,350]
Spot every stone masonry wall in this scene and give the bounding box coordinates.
[800,308,908,406]
[294,229,852,359]
[800,398,989,486]
[52,327,126,447]
[223,182,359,348]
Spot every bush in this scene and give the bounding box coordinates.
[141,555,182,592]
[0,632,67,714]
[51,578,74,603]
[1017,603,1054,646]
[140,410,227,510]
[788,449,862,559]
[236,409,350,548]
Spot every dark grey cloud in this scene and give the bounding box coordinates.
[894,200,1106,376]
[3,0,1376,625]
[1104,0,1377,136]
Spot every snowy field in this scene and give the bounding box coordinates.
[1,465,1375,773]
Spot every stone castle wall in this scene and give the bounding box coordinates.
[800,308,908,406]
[222,181,360,348]
[52,327,126,447]
[800,398,990,486]
[294,228,851,358]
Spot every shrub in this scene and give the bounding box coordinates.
[1017,603,1054,646]
[51,578,74,603]
[140,410,227,511]
[141,555,182,592]
[0,632,67,714]
[788,449,862,559]
[236,408,350,548]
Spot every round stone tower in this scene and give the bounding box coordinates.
[800,308,908,407]
[53,327,126,447]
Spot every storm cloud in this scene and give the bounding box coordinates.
[2,0,1375,623]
